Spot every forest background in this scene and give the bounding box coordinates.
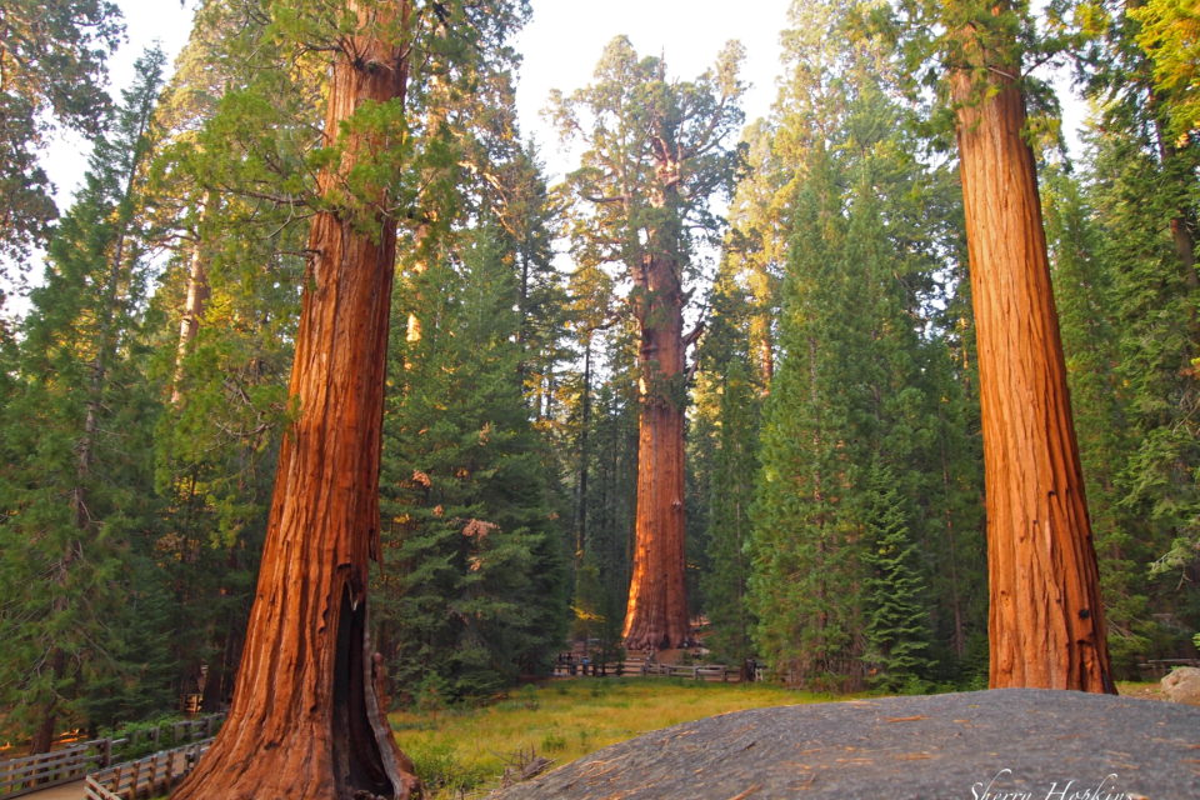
[0,0,1197,751]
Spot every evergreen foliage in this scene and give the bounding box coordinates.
[0,0,1196,738]
[860,460,931,690]
[0,49,170,745]
[1047,0,1200,666]
[0,0,123,264]
[378,221,568,701]
[693,266,763,663]
[746,0,982,689]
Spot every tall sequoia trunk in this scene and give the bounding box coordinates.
[951,29,1115,693]
[171,5,420,799]
[622,253,690,651]
[171,200,213,407]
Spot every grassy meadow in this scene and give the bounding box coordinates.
[389,677,837,798]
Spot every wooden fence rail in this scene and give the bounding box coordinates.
[84,739,212,800]
[0,715,222,800]
[552,660,746,681]
[636,663,741,681]
[0,741,109,797]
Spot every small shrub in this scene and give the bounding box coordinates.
[539,732,567,752]
[102,715,188,761]
[415,674,450,718]
[517,684,540,711]
[403,740,489,795]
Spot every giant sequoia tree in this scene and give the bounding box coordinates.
[171,2,420,797]
[171,0,535,795]
[943,1,1115,691]
[553,37,744,650]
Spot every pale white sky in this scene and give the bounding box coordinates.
[514,0,793,179]
[45,0,793,199]
[26,0,1086,305]
[7,0,793,320]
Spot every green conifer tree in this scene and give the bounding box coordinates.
[748,0,978,687]
[861,460,932,691]
[0,48,170,749]
[694,267,762,664]
[379,219,568,701]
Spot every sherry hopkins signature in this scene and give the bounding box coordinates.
[971,768,1139,800]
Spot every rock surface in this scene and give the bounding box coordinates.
[1162,666,1200,706]
[488,688,1199,800]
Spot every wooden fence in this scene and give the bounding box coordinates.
[0,741,110,797]
[636,662,742,681]
[552,659,747,682]
[84,739,212,800]
[0,715,222,799]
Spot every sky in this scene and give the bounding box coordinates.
[45,0,795,199]
[45,0,1094,204]
[513,0,793,179]
[27,0,1087,303]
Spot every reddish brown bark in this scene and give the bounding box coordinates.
[622,253,690,651]
[952,34,1115,693]
[171,4,420,799]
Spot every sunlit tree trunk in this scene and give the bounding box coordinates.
[170,199,213,407]
[171,3,421,798]
[951,28,1115,693]
[622,252,690,650]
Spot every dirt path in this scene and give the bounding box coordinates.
[15,780,84,800]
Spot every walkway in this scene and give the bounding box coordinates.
[13,781,82,800]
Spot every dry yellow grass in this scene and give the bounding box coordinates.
[388,677,835,797]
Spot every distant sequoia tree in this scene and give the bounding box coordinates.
[553,37,745,651]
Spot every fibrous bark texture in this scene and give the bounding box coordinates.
[623,253,690,651]
[171,4,420,799]
[952,45,1115,693]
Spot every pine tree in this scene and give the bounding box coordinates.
[861,461,931,691]
[1041,166,1167,675]
[750,148,868,689]
[748,0,975,688]
[694,265,762,665]
[1070,0,1200,611]
[379,219,568,701]
[0,48,169,751]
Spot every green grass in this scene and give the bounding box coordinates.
[389,678,836,797]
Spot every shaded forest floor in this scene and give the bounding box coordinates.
[388,679,1169,799]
